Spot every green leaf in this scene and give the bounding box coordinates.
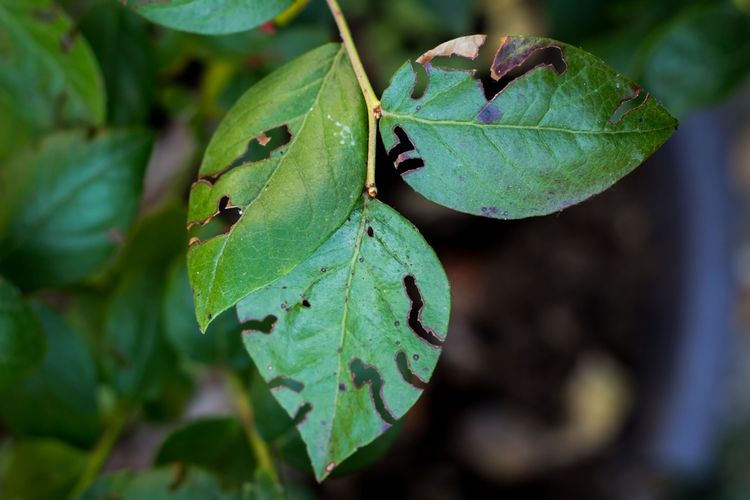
[0,278,45,387]
[639,4,750,117]
[102,269,176,403]
[155,417,255,487]
[379,35,677,219]
[237,198,450,480]
[2,438,87,500]
[0,302,99,447]
[0,129,153,289]
[0,0,104,158]
[241,470,285,500]
[79,2,155,125]
[187,43,366,330]
[82,467,238,500]
[164,257,250,370]
[128,0,293,35]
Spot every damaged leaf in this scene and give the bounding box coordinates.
[237,198,450,480]
[188,43,366,331]
[0,0,104,158]
[0,130,153,289]
[379,35,677,219]
[128,0,293,35]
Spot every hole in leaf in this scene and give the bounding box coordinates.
[268,376,305,393]
[410,62,429,99]
[367,226,374,237]
[486,43,566,100]
[202,125,291,184]
[395,351,428,390]
[610,86,648,124]
[240,314,277,334]
[403,275,444,347]
[292,402,312,426]
[301,299,311,308]
[349,358,396,425]
[217,195,242,227]
[387,126,424,176]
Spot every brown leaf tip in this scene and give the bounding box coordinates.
[416,34,487,65]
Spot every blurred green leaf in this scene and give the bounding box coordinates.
[0,0,104,159]
[0,277,45,387]
[79,1,155,125]
[155,417,256,486]
[82,467,239,499]
[379,35,677,219]
[0,129,153,289]
[187,43,366,331]
[2,438,87,500]
[238,199,448,480]
[241,470,285,500]
[128,0,293,35]
[163,256,250,370]
[639,3,750,117]
[0,302,99,447]
[101,269,176,404]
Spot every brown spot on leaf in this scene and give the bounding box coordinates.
[491,36,567,82]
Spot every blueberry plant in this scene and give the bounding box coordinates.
[184,0,680,481]
[0,0,748,498]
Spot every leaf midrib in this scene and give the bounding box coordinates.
[326,199,369,471]
[381,110,675,136]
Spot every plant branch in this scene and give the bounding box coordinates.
[68,409,126,499]
[224,370,278,482]
[325,0,380,198]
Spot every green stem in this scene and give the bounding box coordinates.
[325,0,380,198]
[68,410,126,499]
[224,371,278,482]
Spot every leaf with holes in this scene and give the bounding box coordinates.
[127,0,293,35]
[379,35,678,219]
[0,0,104,159]
[237,197,449,480]
[187,43,366,331]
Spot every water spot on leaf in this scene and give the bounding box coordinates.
[349,358,396,425]
[403,275,444,347]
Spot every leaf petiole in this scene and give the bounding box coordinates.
[325,0,380,198]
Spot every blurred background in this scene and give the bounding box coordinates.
[1,0,749,498]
